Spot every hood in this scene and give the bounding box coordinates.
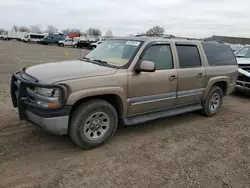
[236,57,250,65]
[25,60,117,83]
[239,68,250,77]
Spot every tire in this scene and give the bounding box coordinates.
[201,86,223,117]
[73,44,77,48]
[69,99,118,149]
[59,43,64,47]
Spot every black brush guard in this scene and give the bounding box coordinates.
[10,69,66,120]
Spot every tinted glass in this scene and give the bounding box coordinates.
[141,45,173,70]
[202,42,237,66]
[176,45,201,68]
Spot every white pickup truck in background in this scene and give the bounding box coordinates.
[57,37,79,47]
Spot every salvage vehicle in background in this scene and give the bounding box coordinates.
[38,33,65,45]
[11,36,238,149]
[21,33,47,43]
[235,45,250,94]
[0,34,7,40]
[90,41,102,49]
[57,37,78,47]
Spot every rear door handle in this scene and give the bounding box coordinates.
[197,73,203,78]
[169,75,177,81]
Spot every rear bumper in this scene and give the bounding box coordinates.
[27,111,69,135]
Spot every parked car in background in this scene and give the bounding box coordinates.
[75,40,94,49]
[228,43,244,54]
[21,33,47,43]
[235,45,250,94]
[57,37,78,47]
[38,33,65,45]
[90,41,102,49]
[11,36,238,149]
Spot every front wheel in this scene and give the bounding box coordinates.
[69,99,118,149]
[201,86,223,117]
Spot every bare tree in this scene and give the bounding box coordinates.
[12,25,19,31]
[105,30,113,37]
[85,28,102,37]
[62,28,81,35]
[19,26,30,32]
[30,25,43,33]
[146,26,165,35]
[45,25,58,33]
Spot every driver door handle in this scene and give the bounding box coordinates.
[169,75,177,81]
[197,73,203,78]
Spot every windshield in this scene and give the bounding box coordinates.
[235,46,250,58]
[85,39,142,67]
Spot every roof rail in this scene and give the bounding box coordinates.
[134,33,224,43]
[134,33,175,38]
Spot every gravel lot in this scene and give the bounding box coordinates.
[0,40,249,188]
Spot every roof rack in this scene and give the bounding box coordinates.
[134,33,224,43]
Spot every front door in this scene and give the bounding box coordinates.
[175,43,206,106]
[127,43,177,116]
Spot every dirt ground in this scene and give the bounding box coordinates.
[0,40,249,188]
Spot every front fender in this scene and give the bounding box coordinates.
[66,87,127,116]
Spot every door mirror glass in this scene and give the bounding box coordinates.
[136,61,156,72]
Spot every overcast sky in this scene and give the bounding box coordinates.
[0,0,250,38]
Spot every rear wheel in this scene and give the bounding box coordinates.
[59,43,64,47]
[73,44,77,48]
[69,99,118,149]
[201,86,223,117]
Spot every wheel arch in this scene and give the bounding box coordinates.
[203,76,229,100]
[67,88,127,121]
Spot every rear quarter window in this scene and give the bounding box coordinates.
[202,42,237,66]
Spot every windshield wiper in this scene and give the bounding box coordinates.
[93,59,117,68]
[81,57,117,68]
[81,57,91,61]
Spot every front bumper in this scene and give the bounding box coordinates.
[26,111,69,135]
[10,69,71,135]
[236,81,250,93]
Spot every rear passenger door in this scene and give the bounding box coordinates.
[175,43,206,106]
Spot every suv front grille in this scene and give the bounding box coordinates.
[239,64,250,72]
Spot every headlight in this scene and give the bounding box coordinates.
[32,87,62,107]
[34,87,60,98]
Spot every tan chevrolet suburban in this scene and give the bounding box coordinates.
[11,36,238,149]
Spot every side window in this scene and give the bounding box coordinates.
[141,44,173,70]
[202,42,237,66]
[176,45,201,68]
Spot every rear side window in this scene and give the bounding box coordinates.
[202,42,237,66]
[176,45,201,68]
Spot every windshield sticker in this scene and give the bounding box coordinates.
[125,41,140,46]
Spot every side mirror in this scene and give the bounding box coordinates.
[135,61,156,73]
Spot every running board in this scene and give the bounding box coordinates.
[122,103,202,126]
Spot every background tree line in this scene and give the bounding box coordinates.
[0,25,104,37]
[0,25,165,36]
